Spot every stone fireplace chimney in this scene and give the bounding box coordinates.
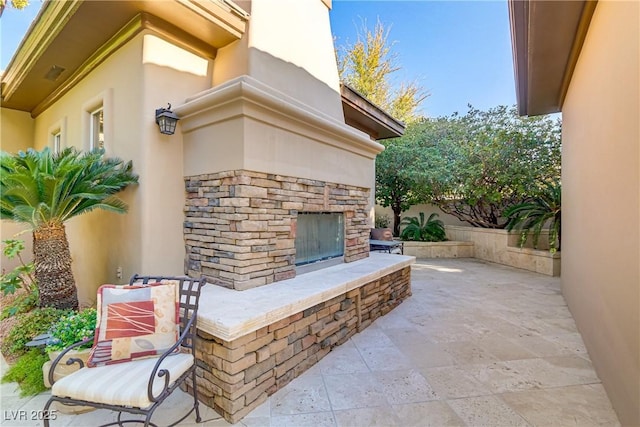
[175,0,386,290]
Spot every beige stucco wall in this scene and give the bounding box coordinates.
[178,75,379,195]
[561,1,639,424]
[375,203,469,228]
[212,0,343,122]
[0,108,35,272]
[29,35,145,305]
[10,32,212,305]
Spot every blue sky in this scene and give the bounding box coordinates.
[330,1,516,117]
[1,1,516,118]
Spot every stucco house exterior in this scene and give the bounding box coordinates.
[508,1,639,424]
[1,0,405,298]
[1,0,414,421]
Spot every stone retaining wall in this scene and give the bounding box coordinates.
[184,170,370,290]
[402,241,474,259]
[445,225,560,276]
[188,266,411,423]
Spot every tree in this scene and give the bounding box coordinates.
[375,116,462,235]
[375,139,424,236]
[0,0,29,17]
[411,105,562,228]
[336,19,428,124]
[0,148,138,310]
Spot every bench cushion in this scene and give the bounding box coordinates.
[88,282,180,367]
[52,353,193,408]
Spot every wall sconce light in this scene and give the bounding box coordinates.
[155,103,179,135]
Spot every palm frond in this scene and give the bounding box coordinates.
[1,148,138,229]
[505,180,561,251]
[400,212,447,242]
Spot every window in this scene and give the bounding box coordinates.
[48,118,66,154]
[83,90,112,153]
[295,212,344,266]
[52,132,61,154]
[90,107,104,150]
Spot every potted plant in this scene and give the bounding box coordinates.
[371,214,393,240]
[43,308,96,388]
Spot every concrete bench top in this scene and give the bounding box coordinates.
[197,253,415,341]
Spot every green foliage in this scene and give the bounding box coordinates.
[399,212,447,242]
[1,239,38,318]
[374,214,391,229]
[1,239,36,296]
[1,288,38,320]
[505,180,561,252]
[0,147,139,230]
[1,307,69,358]
[0,0,29,16]
[336,19,428,123]
[1,349,48,397]
[0,147,138,309]
[375,119,459,235]
[46,308,97,351]
[391,105,561,228]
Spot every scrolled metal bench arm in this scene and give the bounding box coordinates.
[48,337,94,387]
[146,314,197,403]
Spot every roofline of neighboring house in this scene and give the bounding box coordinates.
[340,83,405,140]
[508,0,597,116]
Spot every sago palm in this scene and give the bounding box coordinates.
[504,180,561,252]
[399,212,447,242]
[0,148,138,310]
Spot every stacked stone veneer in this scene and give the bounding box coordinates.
[184,170,371,290]
[186,266,411,423]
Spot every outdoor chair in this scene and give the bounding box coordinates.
[43,274,206,427]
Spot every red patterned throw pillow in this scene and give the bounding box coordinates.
[87,282,180,367]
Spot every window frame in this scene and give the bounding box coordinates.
[48,117,66,154]
[89,106,104,151]
[82,89,112,153]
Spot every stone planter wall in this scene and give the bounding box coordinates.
[184,170,370,290]
[445,225,560,276]
[402,241,474,259]
[188,266,411,423]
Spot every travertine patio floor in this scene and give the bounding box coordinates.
[1,259,620,426]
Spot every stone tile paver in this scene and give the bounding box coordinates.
[1,259,620,426]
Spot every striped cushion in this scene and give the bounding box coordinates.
[51,353,193,408]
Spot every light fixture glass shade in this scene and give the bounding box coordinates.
[155,105,179,135]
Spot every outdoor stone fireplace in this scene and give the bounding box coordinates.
[173,65,411,422]
[184,169,370,290]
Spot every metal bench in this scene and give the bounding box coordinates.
[369,239,404,254]
[43,275,206,427]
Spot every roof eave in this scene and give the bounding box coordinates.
[508,0,597,116]
[340,83,405,140]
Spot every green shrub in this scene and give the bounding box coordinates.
[1,239,38,318]
[505,179,561,252]
[1,349,48,396]
[1,307,69,358]
[1,287,39,320]
[46,308,97,351]
[400,212,447,242]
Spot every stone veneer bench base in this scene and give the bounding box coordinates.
[186,253,414,423]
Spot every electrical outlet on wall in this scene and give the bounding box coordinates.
[116,266,123,279]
